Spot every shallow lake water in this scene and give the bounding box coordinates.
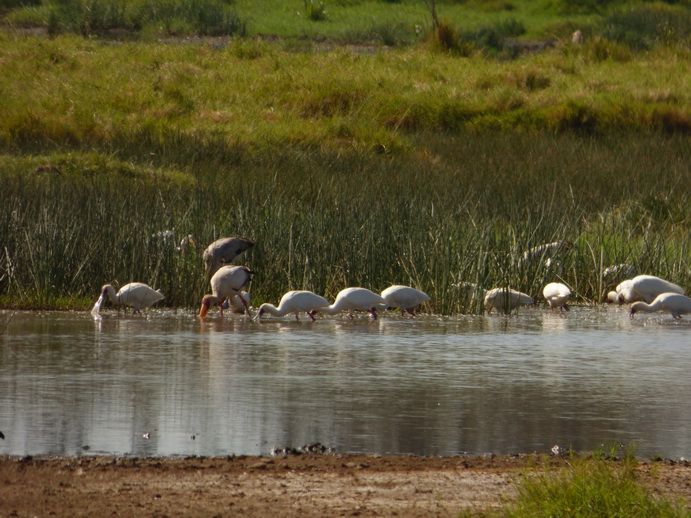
[0,307,689,459]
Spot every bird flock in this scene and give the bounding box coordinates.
[91,237,690,321]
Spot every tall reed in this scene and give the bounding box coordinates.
[1,132,688,313]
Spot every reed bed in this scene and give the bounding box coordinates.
[1,132,688,313]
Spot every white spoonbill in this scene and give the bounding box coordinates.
[620,275,683,304]
[95,282,165,314]
[484,288,533,314]
[255,290,330,321]
[203,237,255,277]
[630,293,691,320]
[317,287,388,320]
[543,282,571,311]
[199,265,253,318]
[380,285,430,316]
[606,279,635,304]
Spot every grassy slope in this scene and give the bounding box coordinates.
[0,2,689,311]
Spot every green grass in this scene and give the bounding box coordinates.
[498,452,689,517]
[0,6,689,312]
[1,132,688,312]
[4,0,691,51]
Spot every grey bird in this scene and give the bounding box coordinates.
[202,237,255,278]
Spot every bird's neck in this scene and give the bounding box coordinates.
[259,304,283,317]
[104,286,118,304]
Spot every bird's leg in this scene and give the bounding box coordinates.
[308,311,317,322]
[369,308,378,320]
[238,294,253,319]
[406,309,416,317]
[295,313,300,321]
[219,297,225,318]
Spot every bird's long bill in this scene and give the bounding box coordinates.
[90,295,104,318]
[199,303,209,318]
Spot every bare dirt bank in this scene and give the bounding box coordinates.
[1,454,690,517]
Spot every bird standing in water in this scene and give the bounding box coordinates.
[199,265,254,318]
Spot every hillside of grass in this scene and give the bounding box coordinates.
[0,1,689,312]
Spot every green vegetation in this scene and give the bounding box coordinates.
[0,2,689,312]
[487,450,689,517]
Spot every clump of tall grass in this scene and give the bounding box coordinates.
[501,450,687,517]
[300,0,327,22]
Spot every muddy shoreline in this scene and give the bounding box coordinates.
[2,453,690,517]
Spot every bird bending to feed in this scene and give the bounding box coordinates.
[630,293,691,320]
[255,290,330,321]
[543,282,571,311]
[614,275,684,305]
[202,237,255,278]
[199,265,253,318]
[607,279,635,304]
[484,288,533,314]
[380,285,430,316]
[94,282,165,315]
[317,288,388,320]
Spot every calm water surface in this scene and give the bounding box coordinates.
[1,307,689,458]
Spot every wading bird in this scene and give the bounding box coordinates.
[255,290,330,321]
[617,275,684,304]
[380,285,430,316]
[630,293,691,320]
[94,283,165,315]
[543,282,571,311]
[202,237,255,278]
[199,265,253,318]
[484,288,533,314]
[317,288,388,320]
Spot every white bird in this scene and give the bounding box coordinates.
[520,240,572,265]
[607,279,635,304]
[618,275,684,304]
[199,265,253,318]
[202,237,255,278]
[484,288,533,314]
[630,293,691,320]
[603,263,635,281]
[223,291,251,315]
[317,287,388,320]
[380,285,430,316]
[96,282,165,314]
[255,290,330,321]
[543,282,571,311]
